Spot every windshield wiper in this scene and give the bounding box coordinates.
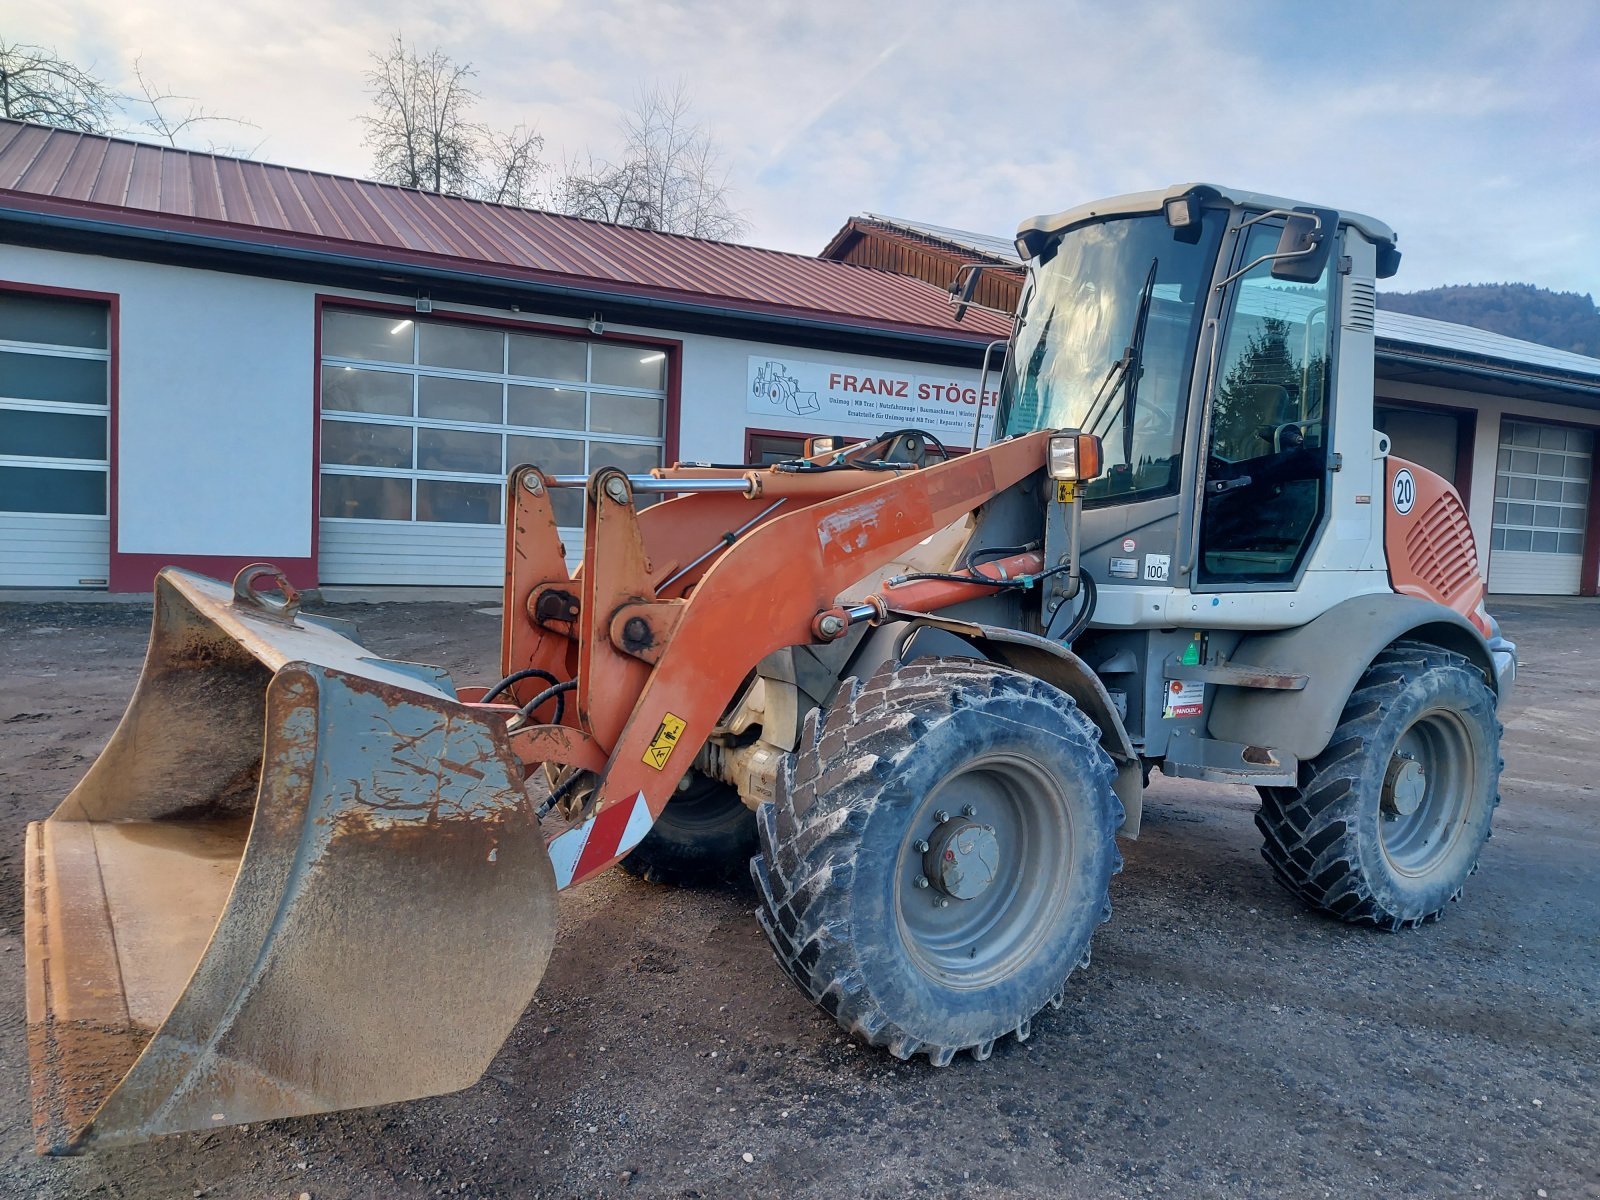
[1077,257,1160,457]
[1121,257,1159,467]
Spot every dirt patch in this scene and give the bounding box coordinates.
[0,596,1595,1198]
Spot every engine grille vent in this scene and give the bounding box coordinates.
[1406,490,1480,600]
[1344,279,1377,331]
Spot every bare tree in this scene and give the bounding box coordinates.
[555,151,652,226]
[362,35,479,194]
[476,122,546,206]
[0,38,117,132]
[557,83,748,240]
[132,59,259,155]
[361,34,545,204]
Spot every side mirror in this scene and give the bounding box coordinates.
[949,264,984,322]
[1270,207,1338,283]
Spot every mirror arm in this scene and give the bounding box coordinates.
[1212,208,1325,292]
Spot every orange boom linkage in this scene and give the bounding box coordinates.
[485,430,1053,889]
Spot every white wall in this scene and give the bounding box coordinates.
[5,245,315,559]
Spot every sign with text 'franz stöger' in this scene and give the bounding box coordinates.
[747,356,998,445]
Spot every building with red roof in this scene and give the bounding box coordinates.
[0,120,1007,589]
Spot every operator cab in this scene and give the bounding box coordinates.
[993,183,1399,593]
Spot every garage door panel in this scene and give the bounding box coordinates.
[1485,551,1583,596]
[317,310,666,586]
[0,291,111,588]
[1488,419,1592,596]
[318,520,505,586]
[0,514,109,586]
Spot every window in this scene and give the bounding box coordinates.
[997,211,1223,506]
[319,311,669,530]
[0,292,110,516]
[1198,221,1334,584]
[744,431,865,465]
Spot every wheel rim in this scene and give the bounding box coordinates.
[893,751,1074,990]
[1379,707,1478,877]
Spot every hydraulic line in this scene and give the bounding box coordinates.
[537,768,585,819]
[514,679,578,725]
[1059,570,1098,644]
[480,666,563,705]
[961,540,1042,572]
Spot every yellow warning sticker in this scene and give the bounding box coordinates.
[642,712,688,770]
[1055,480,1077,504]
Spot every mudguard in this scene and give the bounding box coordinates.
[1206,592,1500,763]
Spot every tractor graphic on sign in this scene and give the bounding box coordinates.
[752,362,820,416]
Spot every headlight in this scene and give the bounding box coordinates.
[1047,432,1103,481]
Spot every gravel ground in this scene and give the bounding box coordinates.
[0,594,1594,1200]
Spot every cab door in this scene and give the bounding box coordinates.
[1196,220,1336,587]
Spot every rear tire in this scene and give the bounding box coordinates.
[752,658,1122,1065]
[620,771,757,886]
[1256,641,1501,928]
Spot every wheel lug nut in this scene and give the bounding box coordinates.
[914,839,930,853]
[961,804,977,817]
[934,809,950,823]
[914,876,930,889]
[936,898,950,908]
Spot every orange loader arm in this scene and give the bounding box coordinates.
[488,430,1054,888]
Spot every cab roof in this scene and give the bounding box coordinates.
[1017,183,1397,256]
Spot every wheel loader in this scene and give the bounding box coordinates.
[25,182,1517,1153]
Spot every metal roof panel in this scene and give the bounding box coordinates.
[0,119,1007,343]
[861,213,1022,263]
[1375,310,1600,380]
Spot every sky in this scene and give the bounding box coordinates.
[10,0,1600,295]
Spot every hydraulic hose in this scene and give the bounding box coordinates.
[514,679,578,725]
[1059,570,1098,644]
[480,666,563,705]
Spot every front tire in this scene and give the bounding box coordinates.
[752,658,1122,1065]
[620,771,758,886]
[1256,641,1502,928]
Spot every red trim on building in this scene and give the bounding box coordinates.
[1582,447,1600,598]
[311,294,323,573]
[113,552,316,592]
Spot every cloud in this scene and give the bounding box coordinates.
[6,0,1599,292]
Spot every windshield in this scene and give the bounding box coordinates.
[996,212,1224,504]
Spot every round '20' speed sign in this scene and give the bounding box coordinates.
[1392,468,1417,515]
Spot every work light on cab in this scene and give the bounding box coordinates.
[1047,432,1103,481]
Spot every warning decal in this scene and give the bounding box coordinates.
[1163,679,1205,719]
[642,712,688,770]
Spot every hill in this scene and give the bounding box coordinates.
[1378,283,1600,357]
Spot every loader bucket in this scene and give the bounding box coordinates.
[25,567,557,1154]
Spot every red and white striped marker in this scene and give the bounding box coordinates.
[547,790,656,889]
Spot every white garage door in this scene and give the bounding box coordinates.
[1488,419,1592,595]
[0,291,111,588]
[317,310,667,585]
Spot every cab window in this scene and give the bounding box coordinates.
[1198,221,1334,584]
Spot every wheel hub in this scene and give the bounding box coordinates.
[923,818,1000,900]
[1382,754,1427,817]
